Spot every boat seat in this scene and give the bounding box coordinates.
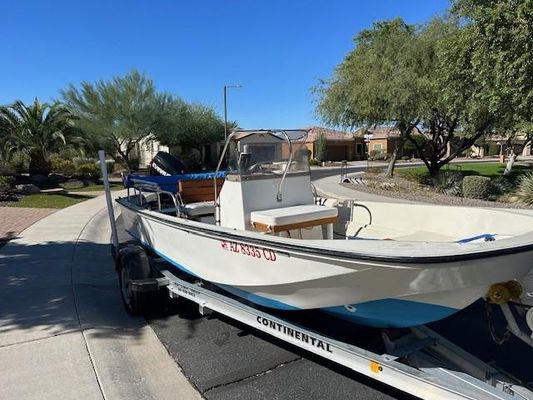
[250,204,338,233]
[182,201,215,217]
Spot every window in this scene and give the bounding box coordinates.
[356,143,363,154]
[373,143,382,151]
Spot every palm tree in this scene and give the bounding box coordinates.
[0,99,80,175]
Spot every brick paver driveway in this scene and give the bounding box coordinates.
[0,207,56,243]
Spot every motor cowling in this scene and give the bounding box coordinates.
[150,151,187,176]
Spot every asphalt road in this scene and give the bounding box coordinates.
[147,300,415,400]
[144,289,533,400]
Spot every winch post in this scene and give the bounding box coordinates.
[99,150,119,255]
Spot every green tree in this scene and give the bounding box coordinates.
[449,0,533,175]
[402,18,464,181]
[62,70,169,171]
[0,99,79,175]
[315,18,424,177]
[155,98,226,158]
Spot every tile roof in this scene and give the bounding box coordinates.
[355,127,402,139]
[305,126,360,142]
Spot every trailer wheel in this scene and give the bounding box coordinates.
[118,245,151,315]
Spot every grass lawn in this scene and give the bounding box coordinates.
[68,182,123,192]
[10,192,94,209]
[397,162,533,183]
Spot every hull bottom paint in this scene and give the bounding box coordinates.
[164,258,458,328]
[323,300,457,328]
[220,282,457,328]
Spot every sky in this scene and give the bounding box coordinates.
[0,0,449,129]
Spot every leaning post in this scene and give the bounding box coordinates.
[98,150,119,257]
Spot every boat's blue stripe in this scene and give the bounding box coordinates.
[126,230,457,327]
[125,230,200,278]
[217,284,300,311]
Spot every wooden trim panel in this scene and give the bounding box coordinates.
[252,216,339,233]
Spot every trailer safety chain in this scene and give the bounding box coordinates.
[485,302,511,345]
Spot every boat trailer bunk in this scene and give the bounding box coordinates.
[109,175,533,400]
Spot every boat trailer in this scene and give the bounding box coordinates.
[99,151,533,400]
[118,248,532,400]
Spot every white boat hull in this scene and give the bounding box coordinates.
[118,199,533,328]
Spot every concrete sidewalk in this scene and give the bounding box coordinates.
[0,194,200,400]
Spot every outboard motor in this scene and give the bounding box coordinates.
[149,151,187,176]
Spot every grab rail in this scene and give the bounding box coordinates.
[132,179,179,214]
[213,131,238,225]
[274,130,293,202]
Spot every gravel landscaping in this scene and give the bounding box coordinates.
[343,174,533,209]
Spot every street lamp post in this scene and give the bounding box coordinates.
[223,84,242,140]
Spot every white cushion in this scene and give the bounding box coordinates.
[250,204,338,227]
[184,201,215,217]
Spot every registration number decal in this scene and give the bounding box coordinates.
[220,240,277,261]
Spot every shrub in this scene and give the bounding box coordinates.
[76,163,101,181]
[490,176,514,196]
[51,158,76,175]
[366,166,382,174]
[0,161,15,176]
[9,151,29,174]
[368,151,388,161]
[400,155,410,161]
[0,175,15,194]
[72,157,97,167]
[369,150,380,158]
[60,180,85,190]
[435,171,463,197]
[462,175,492,200]
[308,159,319,166]
[397,169,430,184]
[57,148,84,160]
[515,172,533,205]
[487,144,501,156]
[315,133,327,162]
[403,135,427,158]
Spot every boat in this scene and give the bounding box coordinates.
[117,129,533,328]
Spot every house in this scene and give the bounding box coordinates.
[305,126,366,161]
[471,134,533,158]
[128,135,169,168]
[355,127,404,157]
[231,127,366,162]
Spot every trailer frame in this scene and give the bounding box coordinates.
[121,250,532,400]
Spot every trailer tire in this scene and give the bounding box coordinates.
[118,245,151,315]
